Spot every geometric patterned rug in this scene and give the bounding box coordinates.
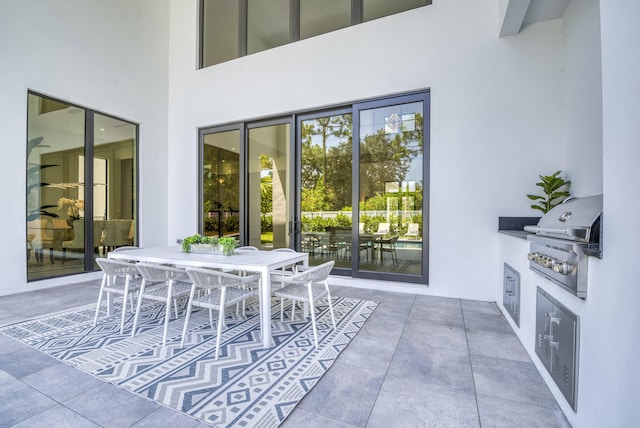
[0,296,377,427]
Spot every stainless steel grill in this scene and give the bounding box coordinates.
[525,194,602,298]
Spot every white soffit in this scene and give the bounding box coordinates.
[499,0,571,37]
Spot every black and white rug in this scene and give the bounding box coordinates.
[0,296,377,427]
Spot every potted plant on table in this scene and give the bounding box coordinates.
[182,234,238,255]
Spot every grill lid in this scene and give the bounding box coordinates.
[524,194,603,243]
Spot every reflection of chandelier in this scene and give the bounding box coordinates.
[46,182,104,189]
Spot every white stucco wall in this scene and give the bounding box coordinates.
[0,0,170,295]
[496,1,640,427]
[561,0,603,196]
[168,0,565,301]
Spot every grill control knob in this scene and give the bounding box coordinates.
[527,252,538,261]
[544,257,555,268]
[552,261,571,275]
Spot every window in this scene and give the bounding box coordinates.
[198,90,429,284]
[26,92,138,281]
[200,0,431,68]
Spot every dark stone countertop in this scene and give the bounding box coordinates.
[498,216,540,240]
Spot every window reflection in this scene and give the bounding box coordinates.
[26,93,137,281]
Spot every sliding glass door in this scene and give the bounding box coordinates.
[26,92,138,281]
[198,91,429,284]
[247,121,292,249]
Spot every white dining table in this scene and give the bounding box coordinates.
[108,245,309,348]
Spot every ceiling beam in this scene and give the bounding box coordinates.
[498,0,531,37]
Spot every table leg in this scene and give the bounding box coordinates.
[259,268,273,348]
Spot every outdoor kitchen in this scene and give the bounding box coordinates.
[498,192,604,415]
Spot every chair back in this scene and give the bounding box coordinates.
[292,260,334,283]
[185,267,260,290]
[95,257,138,276]
[376,223,390,234]
[272,248,296,253]
[136,262,189,282]
[406,223,419,237]
[236,246,259,252]
[63,219,84,248]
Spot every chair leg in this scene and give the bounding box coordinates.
[93,274,107,326]
[120,277,131,334]
[215,304,225,360]
[180,286,197,347]
[308,297,319,348]
[130,280,147,338]
[325,281,336,329]
[162,296,172,346]
[280,298,285,322]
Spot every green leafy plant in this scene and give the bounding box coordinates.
[527,170,571,214]
[182,234,238,255]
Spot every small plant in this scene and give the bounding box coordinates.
[182,234,238,255]
[527,171,571,214]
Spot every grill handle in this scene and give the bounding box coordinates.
[524,225,589,240]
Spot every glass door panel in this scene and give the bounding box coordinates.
[247,123,290,249]
[358,101,423,275]
[93,114,137,262]
[26,94,86,280]
[202,130,241,239]
[300,114,353,267]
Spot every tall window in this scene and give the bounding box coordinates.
[26,92,138,281]
[200,0,430,68]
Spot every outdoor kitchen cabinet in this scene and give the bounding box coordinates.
[535,287,579,411]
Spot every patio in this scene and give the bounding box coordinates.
[0,279,570,427]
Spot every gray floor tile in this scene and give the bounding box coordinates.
[22,362,105,402]
[402,317,469,353]
[336,332,397,371]
[130,405,206,427]
[408,302,465,328]
[297,362,385,427]
[466,329,531,362]
[414,294,462,309]
[367,374,480,428]
[476,394,571,428]
[283,408,359,428]
[387,337,475,392]
[0,283,570,428]
[471,354,559,409]
[62,381,160,428]
[0,379,57,426]
[0,345,58,378]
[463,311,514,334]
[11,404,100,428]
[461,299,501,315]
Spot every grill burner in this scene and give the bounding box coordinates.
[525,195,602,298]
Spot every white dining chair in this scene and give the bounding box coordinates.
[273,260,336,348]
[181,267,261,360]
[131,263,192,346]
[94,258,143,334]
[270,248,299,289]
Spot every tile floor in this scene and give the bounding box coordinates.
[0,279,571,427]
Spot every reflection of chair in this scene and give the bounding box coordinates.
[131,263,192,346]
[181,268,261,360]
[405,223,420,239]
[103,220,133,252]
[62,220,84,262]
[377,236,399,265]
[93,220,105,256]
[27,219,54,263]
[274,260,336,348]
[94,258,143,334]
[376,222,390,235]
